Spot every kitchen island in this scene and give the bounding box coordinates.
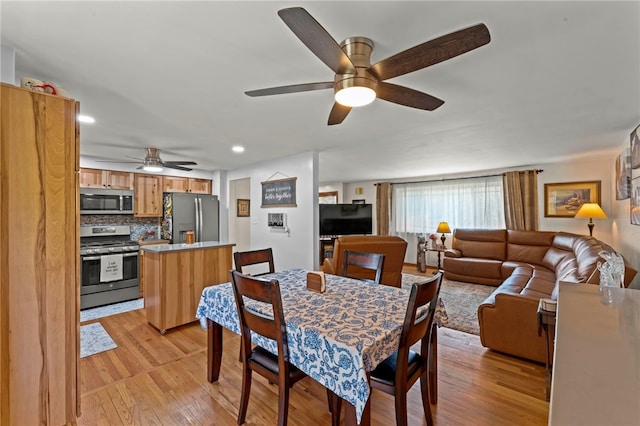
[141,241,235,333]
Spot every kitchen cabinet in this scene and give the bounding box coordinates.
[134,173,163,217]
[137,239,170,298]
[80,167,133,189]
[1,83,79,425]
[141,242,234,333]
[163,176,212,194]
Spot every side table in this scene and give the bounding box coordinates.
[425,247,446,273]
[537,301,556,401]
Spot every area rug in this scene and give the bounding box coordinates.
[80,322,117,358]
[401,273,494,335]
[80,298,144,322]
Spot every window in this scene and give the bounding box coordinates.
[392,176,505,234]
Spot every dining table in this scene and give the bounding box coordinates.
[195,268,448,425]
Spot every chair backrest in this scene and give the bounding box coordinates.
[329,236,408,287]
[341,250,385,284]
[230,270,290,361]
[398,272,443,363]
[234,248,275,276]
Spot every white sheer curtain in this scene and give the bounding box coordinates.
[392,175,506,235]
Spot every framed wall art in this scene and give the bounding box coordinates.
[631,124,640,169]
[615,147,631,200]
[631,177,640,226]
[319,191,338,204]
[544,181,601,218]
[237,199,250,217]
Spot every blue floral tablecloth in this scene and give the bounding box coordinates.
[196,268,447,423]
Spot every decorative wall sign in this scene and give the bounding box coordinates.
[261,177,297,207]
[237,199,250,217]
[544,181,601,218]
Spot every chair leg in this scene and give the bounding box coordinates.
[420,370,434,426]
[394,391,409,426]
[428,323,438,404]
[238,367,252,425]
[277,383,290,426]
[327,389,342,426]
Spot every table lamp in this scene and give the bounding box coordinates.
[574,203,607,236]
[436,222,451,246]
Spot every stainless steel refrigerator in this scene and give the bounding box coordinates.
[161,193,219,243]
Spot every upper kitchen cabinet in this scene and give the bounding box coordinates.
[134,173,162,217]
[80,168,133,189]
[1,83,79,425]
[163,176,212,194]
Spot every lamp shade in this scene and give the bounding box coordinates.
[574,203,607,219]
[436,222,451,234]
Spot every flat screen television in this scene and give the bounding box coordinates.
[319,203,373,236]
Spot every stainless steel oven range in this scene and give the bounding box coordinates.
[80,225,139,310]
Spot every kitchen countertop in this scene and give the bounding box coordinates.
[549,282,640,425]
[140,241,235,253]
[136,239,170,246]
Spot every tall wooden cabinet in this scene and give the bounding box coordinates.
[134,173,163,217]
[0,84,79,425]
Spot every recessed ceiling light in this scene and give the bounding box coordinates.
[232,145,245,153]
[77,115,95,123]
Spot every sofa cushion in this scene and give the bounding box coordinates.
[451,229,507,261]
[444,257,502,280]
[507,230,555,266]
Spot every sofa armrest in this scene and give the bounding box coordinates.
[444,249,462,258]
[478,292,547,363]
[321,257,337,275]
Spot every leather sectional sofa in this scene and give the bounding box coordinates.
[321,235,408,287]
[443,228,637,363]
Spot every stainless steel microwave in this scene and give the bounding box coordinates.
[80,188,134,214]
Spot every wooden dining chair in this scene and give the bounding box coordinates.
[341,250,385,284]
[230,270,306,426]
[368,272,443,426]
[234,248,275,276]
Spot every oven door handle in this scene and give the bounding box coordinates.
[122,252,139,257]
[82,256,101,261]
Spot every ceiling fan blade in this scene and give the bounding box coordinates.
[163,161,198,166]
[328,102,351,125]
[245,82,334,97]
[278,7,355,74]
[162,164,193,172]
[95,160,141,164]
[369,23,490,81]
[376,82,444,111]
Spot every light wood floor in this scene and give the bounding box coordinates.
[78,266,549,425]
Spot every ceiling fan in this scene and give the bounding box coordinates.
[97,148,198,172]
[245,7,491,125]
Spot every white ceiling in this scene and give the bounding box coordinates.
[2,1,639,184]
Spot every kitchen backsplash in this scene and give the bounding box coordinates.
[80,215,161,241]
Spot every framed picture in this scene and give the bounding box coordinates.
[615,147,631,200]
[544,181,601,218]
[631,124,640,169]
[631,177,640,226]
[237,199,250,217]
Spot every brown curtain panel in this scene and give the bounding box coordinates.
[376,182,392,235]
[503,170,538,231]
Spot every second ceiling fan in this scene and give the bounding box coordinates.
[246,7,491,125]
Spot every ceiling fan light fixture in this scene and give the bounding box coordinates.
[143,159,163,172]
[335,86,376,107]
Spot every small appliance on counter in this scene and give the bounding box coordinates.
[161,193,219,244]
